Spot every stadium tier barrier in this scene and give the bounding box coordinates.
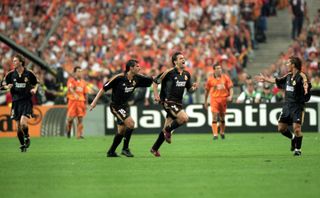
[0,103,319,137]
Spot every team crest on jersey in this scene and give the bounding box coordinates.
[24,77,28,82]
[292,80,296,86]
[184,75,188,81]
[132,80,136,86]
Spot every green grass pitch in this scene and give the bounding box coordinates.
[0,133,320,198]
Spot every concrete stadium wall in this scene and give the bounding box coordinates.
[83,105,105,136]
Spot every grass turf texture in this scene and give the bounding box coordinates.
[0,133,319,198]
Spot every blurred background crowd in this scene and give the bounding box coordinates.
[0,0,319,106]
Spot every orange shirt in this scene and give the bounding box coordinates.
[206,74,233,98]
[67,77,88,101]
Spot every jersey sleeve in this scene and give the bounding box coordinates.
[3,71,13,85]
[186,72,192,91]
[275,75,287,89]
[135,74,153,87]
[29,71,38,86]
[103,75,120,91]
[67,78,75,89]
[84,83,89,94]
[153,73,163,84]
[153,68,173,84]
[205,78,212,91]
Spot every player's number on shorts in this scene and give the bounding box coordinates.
[171,105,178,111]
[118,109,126,117]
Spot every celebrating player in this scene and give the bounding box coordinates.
[2,54,38,152]
[150,51,198,157]
[90,59,153,157]
[255,56,311,156]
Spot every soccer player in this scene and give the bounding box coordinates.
[89,59,153,157]
[66,66,88,139]
[255,56,310,156]
[2,54,38,152]
[204,63,233,140]
[150,52,198,157]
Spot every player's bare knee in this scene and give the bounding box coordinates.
[178,115,189,124]
[183,116,189,123]
[294,128,302,136]
[277,126,286,133]
[126,121,135,130]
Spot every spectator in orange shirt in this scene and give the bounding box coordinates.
[204,63,234,140]
[66,66,88,139]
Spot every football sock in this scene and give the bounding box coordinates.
[67,121,72,135]
[295,136,303,150]
[152,131,165,151]
[77,123,83,138]
[17,128,25,145]
[123,128,133,150]
[164,120,181,132]
[220,121,225,134]
[281,129,293,139]
[212,121,218,136]
[108,133,123,153]
[22,126,29,139]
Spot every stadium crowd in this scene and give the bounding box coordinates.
[254,7,320,103]
[0,0,318,106]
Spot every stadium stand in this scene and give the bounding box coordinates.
[0,0,318,106]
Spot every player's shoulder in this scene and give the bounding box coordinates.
[107,73,125,83]
[112,73,125,79]
[81,79,88,85]
[159,67,175,79]
[26,69,35,74]
[279,72,291,79]
[222,73,231,79]
[183,69,191,76]
[67,76,76,83]
[298,71,308,81]
[164,67,175,74]
[5,69,15,77]
[206,76,215,82]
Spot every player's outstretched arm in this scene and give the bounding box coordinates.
[254,73,276,84]
[227,87,234,102]
[30,83,39,95]
[204,88,209,110]
[153,82,160,103]
[188,82,199,93]
[90,88,104,111]
[3,84,13,90]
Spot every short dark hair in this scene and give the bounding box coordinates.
[171,51,182,66]
[125,59,139,73]
[213,63,221,69]
[73,66,81,73]
[289,56,302,71]
[13,54,25,67]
